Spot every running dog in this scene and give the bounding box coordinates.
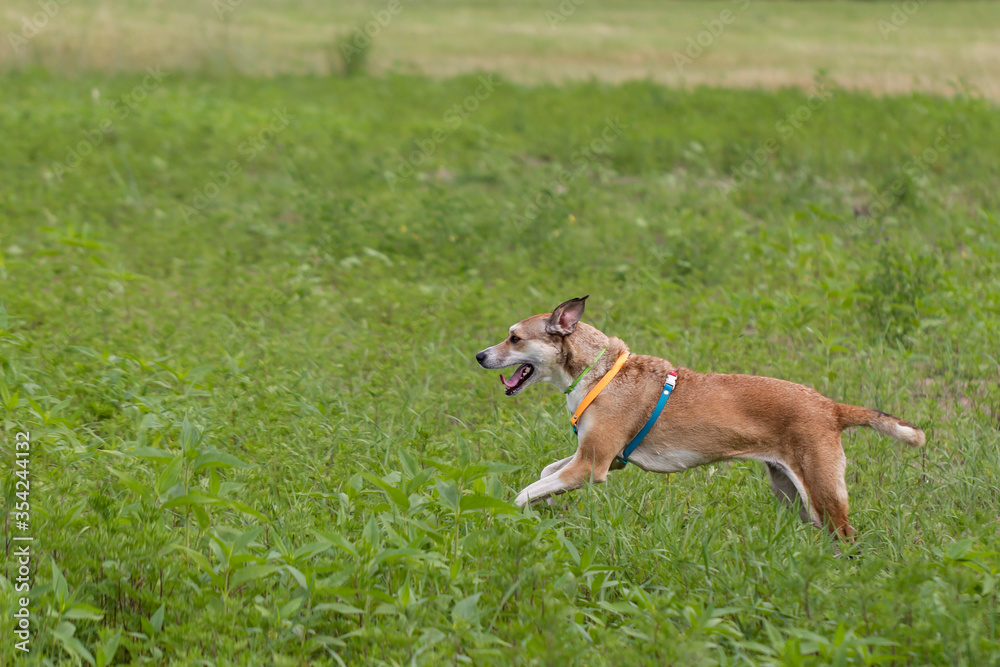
[475,296,925,537]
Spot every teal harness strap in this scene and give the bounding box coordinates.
[617,371,677,466]
[564,348,606,395]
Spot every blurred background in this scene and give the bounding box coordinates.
[3,0,999,97]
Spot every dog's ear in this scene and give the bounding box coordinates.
[546,296,588,336]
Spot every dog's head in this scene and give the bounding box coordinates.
[475,296,588,396]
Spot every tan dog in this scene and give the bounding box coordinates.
[475,296,925,538]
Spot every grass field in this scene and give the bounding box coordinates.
[2,0,1000,98]
[2,1,1000,665]
[2,69,999,665]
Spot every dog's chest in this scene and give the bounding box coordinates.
[564,384,596,432]
[565,386,586,415]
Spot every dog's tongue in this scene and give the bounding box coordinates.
[500,365,527,388]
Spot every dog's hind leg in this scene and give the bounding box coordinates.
[765,462,812,525]
[799,434,854,539]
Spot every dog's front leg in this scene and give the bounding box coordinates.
[515,462,581,507]
[540,453,626,504]
[515,427,622,507]
[539,455,575,479]
[538,454,576,506]
[515,454,610,507]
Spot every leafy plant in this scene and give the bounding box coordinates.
[335,30,372,78]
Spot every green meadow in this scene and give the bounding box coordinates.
[2,1,1000,665]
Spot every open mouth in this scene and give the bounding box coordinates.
[500,364,534,396]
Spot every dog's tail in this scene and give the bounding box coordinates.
[836,403,926,447]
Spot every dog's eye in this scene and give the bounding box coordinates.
[509,334,520,344]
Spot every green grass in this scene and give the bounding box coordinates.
[1,68,999,664]
[2,0,1000,98]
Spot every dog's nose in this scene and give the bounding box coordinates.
[475,350,487,366]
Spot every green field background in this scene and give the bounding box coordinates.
[1,1,999,665]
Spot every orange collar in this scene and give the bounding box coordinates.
[570,352,630,429]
